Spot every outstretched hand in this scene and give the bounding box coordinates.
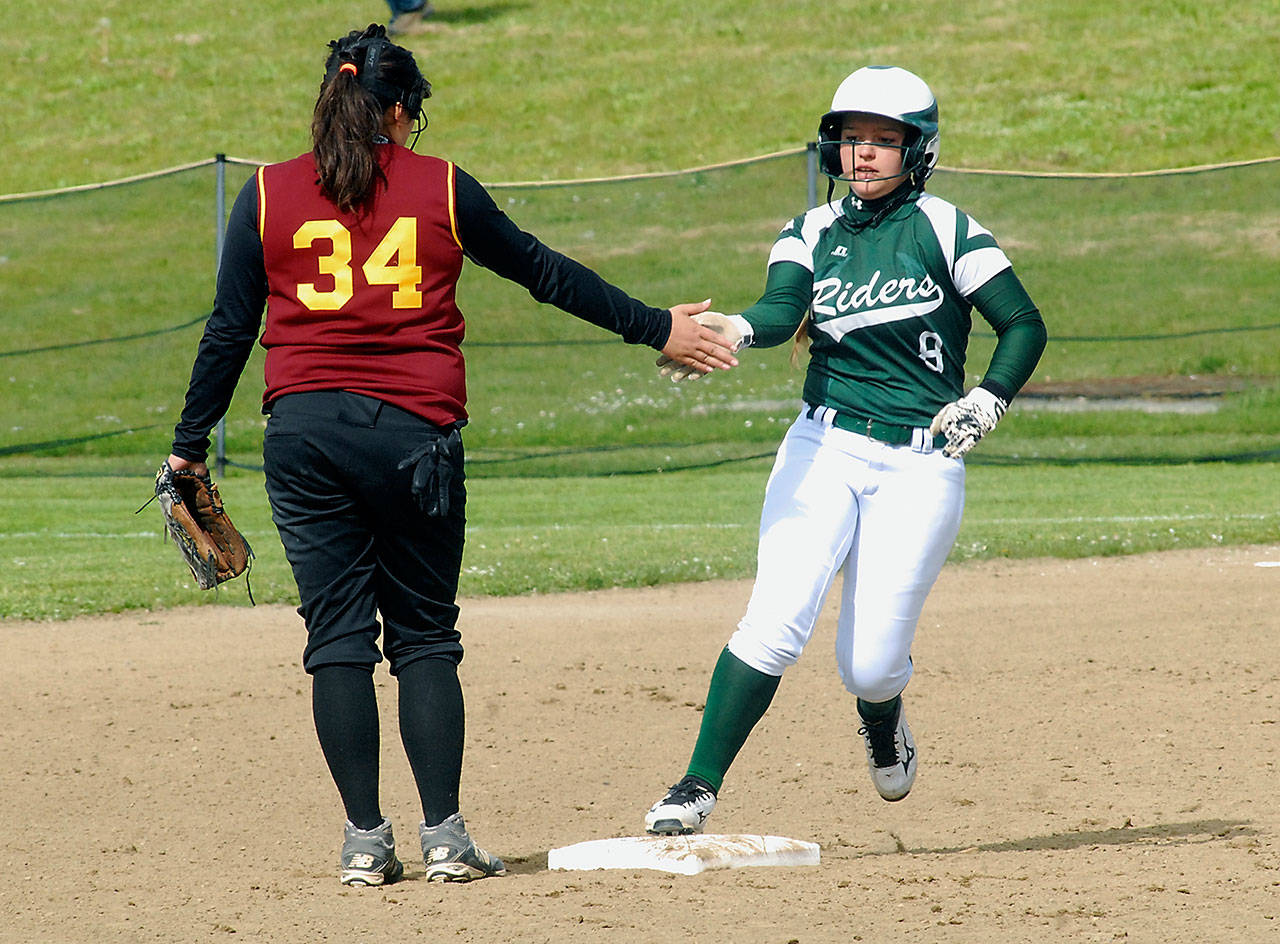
[658,301,740,380]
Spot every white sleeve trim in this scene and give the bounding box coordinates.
[916,194,957,272]
[767,236,814,271]
[727,314,754,346]
[953,246,1012,298]
[918,193,1013,297]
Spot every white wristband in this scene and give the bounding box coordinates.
[727,314,754,348]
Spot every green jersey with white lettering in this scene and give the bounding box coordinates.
[739,190,1045,428]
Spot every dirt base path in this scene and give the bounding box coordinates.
[5,545,1278,943]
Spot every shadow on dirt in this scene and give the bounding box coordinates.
[885,818,1254,856]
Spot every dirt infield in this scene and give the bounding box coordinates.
[5,545,1278,943]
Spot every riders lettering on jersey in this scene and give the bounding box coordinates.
[810,268,944,342]
[257,147,469,427]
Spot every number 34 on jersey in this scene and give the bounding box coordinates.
[291,216,423,311]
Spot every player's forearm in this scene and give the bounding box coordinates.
[969,269,1047,398]
[171,329,257,461]
[981,317,1046,400]
[519,247,672,348]
[735,261,811,348]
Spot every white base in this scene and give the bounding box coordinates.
[547,834,820,875]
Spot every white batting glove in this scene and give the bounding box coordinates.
[929,386,1008,459]
[656,312,746,381]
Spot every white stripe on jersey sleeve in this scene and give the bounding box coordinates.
[953,245,1011,298]
[767,202,842,272]
[917,193,1012,298]
[768,237,815,270]
[916,194,958,272]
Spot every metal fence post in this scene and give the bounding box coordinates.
[805,141,819,209]
[213,154,228,478]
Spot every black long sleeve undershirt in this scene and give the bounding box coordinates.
[452,168,671,348]
[172,162,672,461]
[170,182,266,461]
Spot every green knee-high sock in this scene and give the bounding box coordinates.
[856,694,901,723]
[685,648,781,793]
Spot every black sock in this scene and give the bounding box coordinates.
[312,665,383,830]
[397,657,465,828]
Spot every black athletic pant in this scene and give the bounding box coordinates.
[263,390,468,828]
[263,390,466,673]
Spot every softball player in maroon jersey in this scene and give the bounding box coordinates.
[646,66,1047,834]
[163,24,737,886]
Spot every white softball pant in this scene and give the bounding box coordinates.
[727,409,966,702]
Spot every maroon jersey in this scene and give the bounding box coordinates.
[257,146,467,426]
[171,147,672,463]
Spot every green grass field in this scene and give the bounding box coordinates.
[2,461,1276,621]
[4,1,1279,193]
[2,0,1278,619]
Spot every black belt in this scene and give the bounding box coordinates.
[805,403,947,449]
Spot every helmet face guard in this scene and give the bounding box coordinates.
[816,134,913,187]
[817,66,939,190]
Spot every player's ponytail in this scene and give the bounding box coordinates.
[312,62,383,214]
[312,25,430,214]
[789,312,812,369]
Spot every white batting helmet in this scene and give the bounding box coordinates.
[817,66,940,187]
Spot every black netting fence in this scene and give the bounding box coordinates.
[3,152,1278,476]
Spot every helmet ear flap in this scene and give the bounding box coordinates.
[898,128,924,185]
[907,128,940,186]
[816,114,846,179]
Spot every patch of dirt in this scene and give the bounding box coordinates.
[4,544,1278,943]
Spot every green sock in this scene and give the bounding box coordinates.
[685,648,781,793]
[856,694,901,723]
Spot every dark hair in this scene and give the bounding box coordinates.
[311,24,431,213]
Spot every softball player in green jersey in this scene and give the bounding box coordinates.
[646,66,1047,835]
